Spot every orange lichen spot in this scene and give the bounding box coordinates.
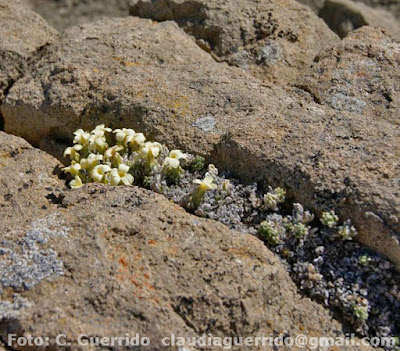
[119,257,128,267]
[131,278,140,287]
[147,239,157,245]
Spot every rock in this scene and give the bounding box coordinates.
[296,26,399,129]
[295,0,325,12]
[352,0,400,19]
[2,18,400,269]
[320,0,400,40]
[0,0,57,109]
[0,133,375,350]
[26,0,130,32]
[294,0,400,17]
[0,131,66,233]
[129,0,339,85]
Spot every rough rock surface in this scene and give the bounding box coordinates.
[2,18,400,269]
[0,132,66,233]
[295,0,326,12]
[0,0,57,107]
[295,0,400,17]
[129,0,339,85]
[320,0,400,39]
[297,27,399,129]
[0,133,374,351]
[26,0,130,31]
[352,0,400,19]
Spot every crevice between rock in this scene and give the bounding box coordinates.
[0,110,4,132]
[294,83,322,104]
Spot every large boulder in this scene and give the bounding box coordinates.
[26,0,130,31]
[2,18,400,269]
[320,0,400,40]
[0,132,374,351]
[0,0,57,108]
[129,0,339,85]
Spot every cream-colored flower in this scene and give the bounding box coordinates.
[104,145,124,165]
[88,135,108,153]
[169,150,187,160]
[91,124,112,137]
[63,162,81,177]
[140,142,161,158]
[73,129,91,145]
[128,133,146,150]
[193,176,217,191]
[110,164,134,186]
[163,157,180,169]
[188,176,218,210]
[64,144,83,162]
[80,153,103,170]
[113,128,135,144]
[69,175,83,189]
[139,141,162,167]
[91,164,112,183]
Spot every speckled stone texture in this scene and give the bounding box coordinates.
[129,0,340,84]
[0,0,57,105]
[320,0,400,40]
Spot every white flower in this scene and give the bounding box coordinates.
[193,176,217,190]
[139,142,162,167]
[63,162,81,177]
[73,129,91,145]
[64,144,83,161]
[80,153,103,170]
[169,150,187,160]
[128,133,146,150]
[110,164,134,186]
[104,145,124,164]
[91,164,112,183]
[140,142,161,158]
[70,176,83,189]
[91,124,112,137]
[163,157,180,169]
[113,128,135,144]
[88,135,108,152]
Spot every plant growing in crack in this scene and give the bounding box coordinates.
[61,125,399,341]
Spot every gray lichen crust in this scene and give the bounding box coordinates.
[0,214,70,294]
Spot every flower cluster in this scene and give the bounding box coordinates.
[63,125,189,189]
